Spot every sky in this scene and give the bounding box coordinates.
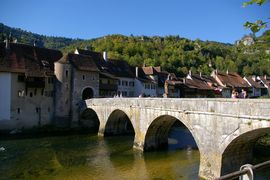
[0,0,269,43]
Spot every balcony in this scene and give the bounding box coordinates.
[25,77,45,88]
[99,83,118,91]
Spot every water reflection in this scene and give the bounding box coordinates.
[0,133,269,180]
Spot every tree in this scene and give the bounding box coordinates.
[243,0,269,34]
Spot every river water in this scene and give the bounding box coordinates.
[0,134,269,180]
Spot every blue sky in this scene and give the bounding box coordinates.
[0,0,269,43]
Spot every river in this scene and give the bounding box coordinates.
[0,133,269,180]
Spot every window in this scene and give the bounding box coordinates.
[82,75,85,80]
[145,84,150,89]
[18,75,25,82]
[129,82,134,87]
[48,107,50,112]
[122,91,127,96]
[18,90,24,97]
[17,108,20,114]
[36,107,39,113]
[118,80,121,85]
[41,89,44,96]
[122,81,128,86]
[30,92,33,97]
[66,70,68,78]
[34,89,37,96]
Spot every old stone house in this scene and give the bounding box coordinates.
[54,53,100,125]
[179,72,218,98]
[243,76,268,97]
[0,42,62,130]
[211,70,250,98]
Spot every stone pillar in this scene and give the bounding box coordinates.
[133,131,145,151]
[198,151,223,180]
[98,121,106,136]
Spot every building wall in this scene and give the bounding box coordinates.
[222,89,231,98]
[117,77,135,97]
[0,72,11,120]
[71,70,99,123]
[134,79,157,97]
[0,73,55,130]
[54,62,72,120]
[157,86,164,97]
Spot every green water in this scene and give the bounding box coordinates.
[0,134,269,180]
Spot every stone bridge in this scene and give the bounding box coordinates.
[82,98,270,179]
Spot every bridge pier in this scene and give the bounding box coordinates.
[198,152,223,179]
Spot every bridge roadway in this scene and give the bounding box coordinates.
[81,98,270,179]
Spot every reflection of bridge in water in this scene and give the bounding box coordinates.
[80,98,270,179]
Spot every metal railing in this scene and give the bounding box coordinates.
[215,160,270,180]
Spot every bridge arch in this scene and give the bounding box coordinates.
[144,115,199,152]
[220,127,270,175]
[104,109,135,136]
[80,108,100,133]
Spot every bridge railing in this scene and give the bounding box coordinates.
[214,160,270,180]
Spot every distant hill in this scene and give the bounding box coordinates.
[0,23,83,50]
[0,23,269,76]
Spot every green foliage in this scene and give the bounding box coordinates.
[1,23,270,77]
[243,0,269,34]
[244,20,267,34]
[243,0,268,7]
[0,23,83,49]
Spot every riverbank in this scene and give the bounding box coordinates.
[0,125,98,140]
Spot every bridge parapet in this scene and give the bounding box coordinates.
[87,98,270,119]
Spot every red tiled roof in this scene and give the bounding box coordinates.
[215,71,250,88]
[259,76,270,87]
[58,53,99,72]
[142,66,161,75]
[185,74,214,90]
[106,59,135,78]
[245,77,266,89]
[0,42,62,77]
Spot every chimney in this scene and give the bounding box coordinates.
[167,74,171,80]
[199,72,202,78]
[189,70,192,76]
[103,51,108,61]
[264,74,267,80]
[226,69,229,75]
[5,39,10,50]
[33,41,36,47]
[183,78,186,84]
[252,75,256,81]
[136,67,138,78]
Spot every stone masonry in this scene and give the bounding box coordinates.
[84,98,270,179]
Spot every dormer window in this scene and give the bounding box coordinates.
[41,60,50,68]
